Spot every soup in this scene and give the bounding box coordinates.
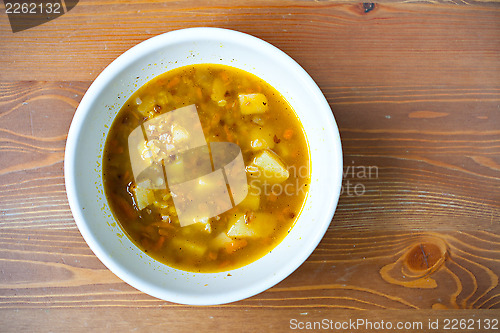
[103,64,310,272]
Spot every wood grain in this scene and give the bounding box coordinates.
[0,0,499,332]
[0,229,498,309]
[1,1,500,84]
[1,81,499,230]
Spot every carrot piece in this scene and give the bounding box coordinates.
[157,226,173,237]
[283,129,294,140]
[211,113,221,127]
[141,237,152,249]
[115,196,136,220]
[153,236,166,251]
[261,237,273,246]
[166,76,180,89]
[218,260,231,268]
[208,251,218,260]
[219,71,230,83]
[225,239,248,254]
[196,87,203,99]
[223,124,233,142]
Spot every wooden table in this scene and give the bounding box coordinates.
[1,1,499,332]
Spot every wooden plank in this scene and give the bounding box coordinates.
[1,81,499,231]
[0,80,498,315]
[1,308,498,332]
[1,2,499,84]
[0,1,499,332]
[0,228,498,309]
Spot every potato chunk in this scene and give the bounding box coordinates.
[227,212,276,238]
[134,181,155,210]
[249,212,275,238]
[239,190,260,211]
[211,77,227,106]
[212,232,233,248]
[252,149,289,183]
[136,95,156,117]
[238,93,268,115]
[249,126,275,151]
[171,237,207,257]
[227,214,255,238]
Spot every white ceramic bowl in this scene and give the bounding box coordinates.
[65,28,342,305]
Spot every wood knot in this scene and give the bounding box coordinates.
[353,3,377,16]
[380,236,448,289]
[362,3,376,13]
[405,242,446,273]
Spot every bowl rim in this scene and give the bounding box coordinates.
[65,27,343,305]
